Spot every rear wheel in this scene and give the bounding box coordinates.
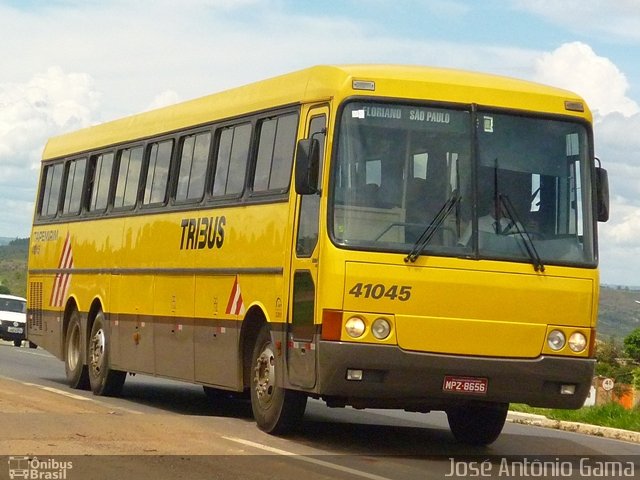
[65,309,89,390]
[447,402,508,446]
[88,310,126,396]
[250,324,307,434]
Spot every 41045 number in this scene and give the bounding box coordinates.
[348,283,412,301]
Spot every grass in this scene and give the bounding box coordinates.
[510,402,640,432]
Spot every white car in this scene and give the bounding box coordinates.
[0,294,29,347]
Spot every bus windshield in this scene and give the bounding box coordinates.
[331,101,595,267]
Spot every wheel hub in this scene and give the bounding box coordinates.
[89,328,106,378]
[254,345,275,406]
[67,325,80,370]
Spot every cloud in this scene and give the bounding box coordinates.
[0,67,101,236]
[599,200,640,286]
[510,0,640,42]
[601,203,640,247]
[533,42,639,117]
[528,43,640,284]
[0,1,541,120]
[527,41,640,284]
[146,90,182,111]
[596,111,640,284]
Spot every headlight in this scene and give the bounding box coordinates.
[568,332,587,353]
[547,330,566,351]
[345,317,366,338]
[371,318,391,340]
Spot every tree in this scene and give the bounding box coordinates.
[623,328,640,363]
[0,284,10,295]
[595,337,634,384]
[596,336,620,365]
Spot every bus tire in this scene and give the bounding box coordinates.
[88,310,126,396]
[250,324,307,434]
[447,402,508,446]
[65,309,90,390]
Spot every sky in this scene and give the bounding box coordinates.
[1,0,639,285]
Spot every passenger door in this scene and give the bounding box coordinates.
[286,105,328,388]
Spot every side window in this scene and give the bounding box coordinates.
[144,140,173,205]
[62,157,87,215]
[39,163,64,218]
[88,152,114,213]
[213,123,251,197]
[114,146,143,209]
[253,112,298,192]
[296,114,326,257]
[176,132,210,203]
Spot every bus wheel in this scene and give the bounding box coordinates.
[88,310,126,396]
[447,402,508,446]
[65,309,89,390]
[250,324,307,434]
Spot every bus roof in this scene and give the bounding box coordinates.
[42,64,590,161]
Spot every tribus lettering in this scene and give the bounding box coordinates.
[180,216,226,250]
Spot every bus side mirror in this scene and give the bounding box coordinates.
[595,166,609,222]
[295,138,320,195]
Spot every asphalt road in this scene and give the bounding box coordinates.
[0,341,638,480]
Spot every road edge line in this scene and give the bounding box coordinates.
[222,436,393,480]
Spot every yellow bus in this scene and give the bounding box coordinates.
[27,65,609,445]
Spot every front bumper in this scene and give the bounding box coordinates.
[317,341,594,410]
[0,323,26,343]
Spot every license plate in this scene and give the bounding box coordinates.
[7,326,23,334]
[443,376,488,395]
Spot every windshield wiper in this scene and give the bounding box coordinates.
[404,191,460,263]
[498,193,545,272]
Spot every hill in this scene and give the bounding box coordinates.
[0,240,638,339]
[0,238,29,298]
[597,286,640,340]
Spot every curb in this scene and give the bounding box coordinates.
[507,411,640,444]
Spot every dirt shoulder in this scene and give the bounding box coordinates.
[0,376,245,456]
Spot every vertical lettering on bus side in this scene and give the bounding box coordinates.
[207,217,218,249]
[216,216,225,248]
[187,218,197,249]
[198,217,209,249]
[180,219,189,249]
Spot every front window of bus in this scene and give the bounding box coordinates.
[332,102,473,257]
[331,101,595,267]
[475,112,594,266]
